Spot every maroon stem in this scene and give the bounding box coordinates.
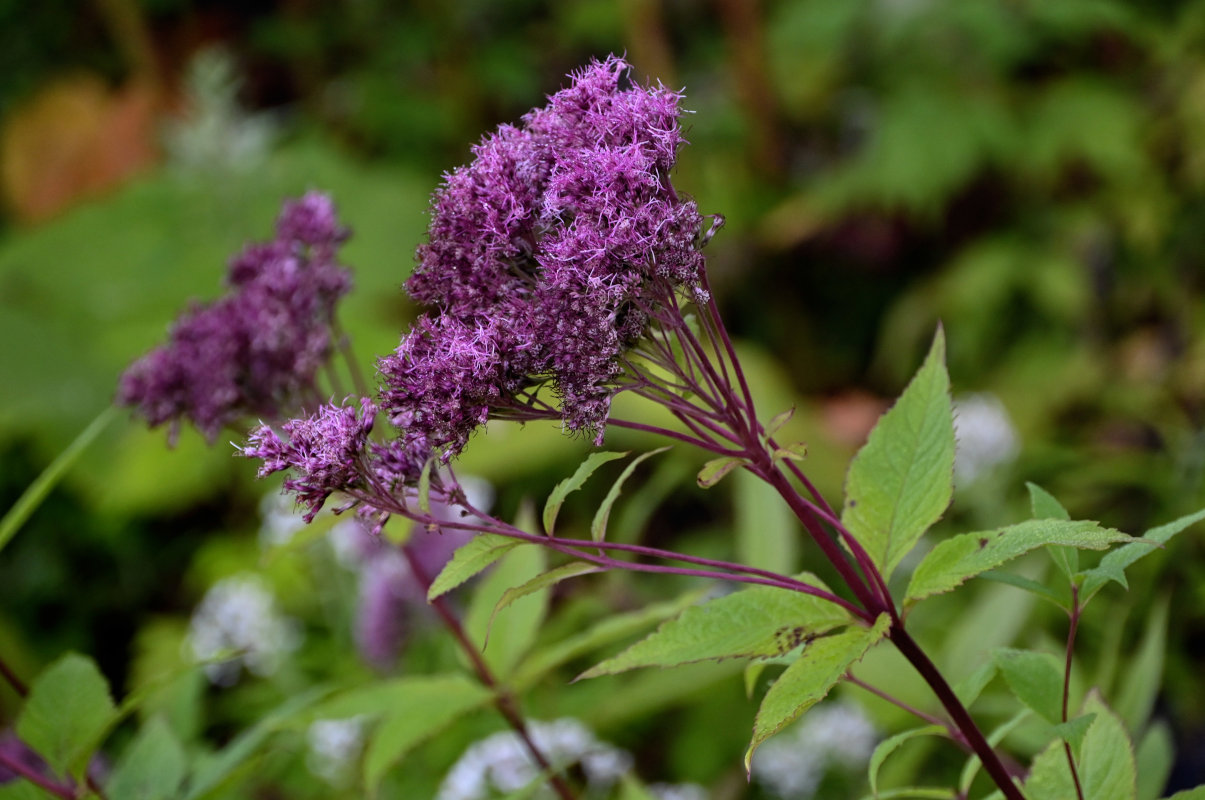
[1063,587,1085,800]
[400,546,578,800]
[0,748,77,799]
[845,673,968,750]
[889,627,1026,800]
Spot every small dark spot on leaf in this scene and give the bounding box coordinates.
[978,538,989,549]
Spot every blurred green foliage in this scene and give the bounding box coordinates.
[4,0,1205,796]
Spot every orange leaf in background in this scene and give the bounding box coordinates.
[1,74,160,224]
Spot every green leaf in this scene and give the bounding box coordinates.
[17,653,116,779]
[488,562,601,641]
[361,676,494,791]
[745,613,891,772]
[1027,483,1071,521]
[185,687,330,800]
[868,725,947,796]
[735,468,800,574]
[465,539,548,678]
[993,648,1064,724]
[1081,508,1205,600]
[979,570,1066,608]
[427,534,523,601]
[510,591,703,691]
[1023,692,1136,800]
[954,661,997,708]
[0,781,57,799]
[543,451,627,534]
[697,456,745,488]
[906,519,1129,604]
[578,577,852,679]
[1164,790,1205,800]
[744,661,769,699]
[592,447,670,541]
[1027,483,1077,579]
[841,328,955,581]
[1115,595,1168,733]
[0,407,116,556]
[1136,721,1174,800]
[1048,714,1096,753]
[765,407,795,437]
[856,790,956,800]
[772,442,808,463]
[106,716,187,800]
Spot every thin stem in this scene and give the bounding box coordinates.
[606,417,746,456]
[1063,586,1085,800]
[400,546,578,800]
[332,317,369,397]
[0,653,28,696]
[889,627,1026,800]
[845,673,967,750]
[0,749,77,799]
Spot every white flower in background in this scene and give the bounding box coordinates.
[953,392,1020,486]
[648,783,709,800]
[258,491,307,550]
[752,701,878,799]
[162,46,276,172]
[437,718,632,800]
[307,717,366,786]
[188,574,301,686]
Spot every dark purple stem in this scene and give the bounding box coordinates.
[0,749,77,799]
[400,546,578,800]
[1063,587,1085,800]
[845,673,968,749]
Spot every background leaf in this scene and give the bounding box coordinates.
[16,652,116,779]
[841,328,955,581]
[993,648,1064,724]
[105,716,187,800]
[591,447,670,541]
[543,451,626,535]
[465,538,549,678]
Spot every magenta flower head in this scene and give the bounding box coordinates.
[118,192,352,441]
[242,398,377,521]
[385,55,705,451]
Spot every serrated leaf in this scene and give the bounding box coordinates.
[360,675,493,791]
[488,562,601,641]
[906,519,1129,604]
[1024,692,1135,800]
[1027,483,1077,579]
[17,653,116,779]
[578,577,852,679]
[185,687,329,800]
[106,716,186,800]
[1081,508,1205,601]
[993,648,1064,724]
[697,456,745,488]
[842,328,955,581]
[745,613,891,771]
[1048,713,1095,752]
[428,533,523,601]
[868,725,947,796]
[592,447,670,541]
[466,540,548,678]
[543,451,627,534]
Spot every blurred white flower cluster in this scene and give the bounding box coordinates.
[751,701,878,799]
[437,718,706,800]
[307,716,367,787]
[187,574,301,686]
[953,392,1020,486]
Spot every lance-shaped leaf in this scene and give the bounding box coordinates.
[1027,482,1078,580]
[868,725,947,797]
[544,451,627,534]
[577,576,852,679]
[488,562,602,641]
[994,648,1064,724]
[746,614,891,772]
[593,447,671,541]
[428,533,524,600]
[906,519,1129,604]
[1080,507,1205,601]
[697,456,745,488]
[841,328,955,581]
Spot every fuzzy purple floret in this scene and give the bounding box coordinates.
[118,192,351,440]
[243,398,376,521]
[385,55,704,452]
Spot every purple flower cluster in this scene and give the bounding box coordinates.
[118,192,352,441]
[386,55,704,455]
[243,398,376,521]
